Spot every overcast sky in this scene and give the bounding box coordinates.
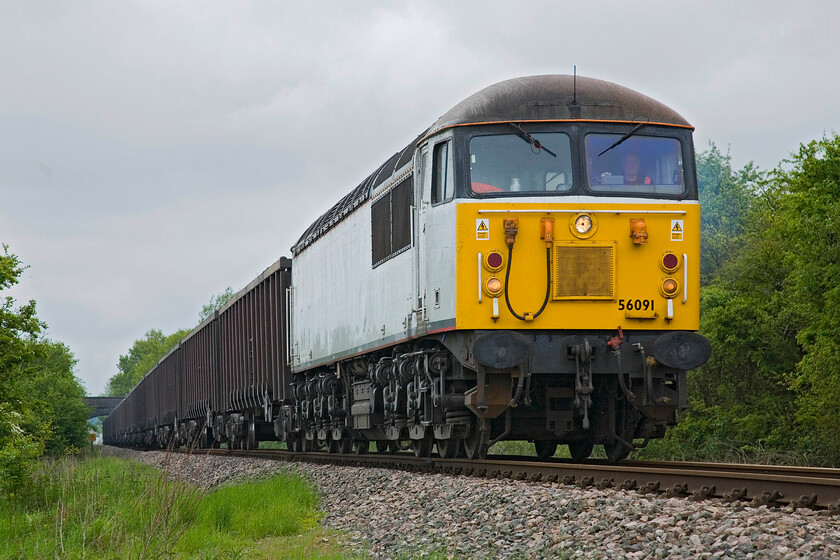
[2,1,839,396]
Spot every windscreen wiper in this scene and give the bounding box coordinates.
[510,123,557,157]
[597,120,648,157]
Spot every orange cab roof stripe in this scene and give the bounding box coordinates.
[421,119,694,142]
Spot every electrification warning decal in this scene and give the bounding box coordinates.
[476,219,490,240]
[671,220,683,241]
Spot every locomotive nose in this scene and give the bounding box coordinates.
[651,331,712,370]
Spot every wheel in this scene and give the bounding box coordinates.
[327,438,339,453]
[568,440,594,461]
[244,422,257,450]
[604,439,631,462]
[375,440,390,453]
[463,422,488,460]
[354,440,369,454]
[436,438,462,458]
[339,436,353,454]
[535,440,558,460]
[412,437,433,457]
[199,428,210,449]
[289,434,302,452]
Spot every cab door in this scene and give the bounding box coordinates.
[414,134,456,334]
[413,144,430,334]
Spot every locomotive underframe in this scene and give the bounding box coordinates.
[257,328,690,461]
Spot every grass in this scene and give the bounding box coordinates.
[490,439,609,460]
[0,449,361,559]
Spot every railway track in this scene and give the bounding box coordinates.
[185,447,840,512]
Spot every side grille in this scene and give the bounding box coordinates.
[553,244,615,299]
[371,176,413,268]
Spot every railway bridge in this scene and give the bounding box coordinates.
[84,396,123,418]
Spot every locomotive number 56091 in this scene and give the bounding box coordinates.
[617,299,654,311]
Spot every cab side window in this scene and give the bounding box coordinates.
[431,141,452,204]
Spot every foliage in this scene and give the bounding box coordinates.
[198,286,236,323]
[771,135,840,462]
[1,455,351,560]
[1,456,200,558]
[696,143,762,285]
[0,245,44,406]
[0,404,44,504]
[0,245,89,506]
[105,328,190,396]
[15,339,91,455]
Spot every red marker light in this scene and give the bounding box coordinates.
[487,251,503,270]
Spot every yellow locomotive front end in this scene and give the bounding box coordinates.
[457,201,700,332]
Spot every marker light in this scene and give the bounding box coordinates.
[485,277,503,297]
[660,277,680,298]
[485,250,504,272]
[660,252,680,273]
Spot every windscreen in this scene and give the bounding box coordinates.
[585,134,685,195]
[469,132,573,195]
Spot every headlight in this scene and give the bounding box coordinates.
[574,215,592,234]
[485,277,503,296]
[569,213,597,239]
[660,277,680,298]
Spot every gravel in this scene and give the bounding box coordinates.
[103,446,840,559]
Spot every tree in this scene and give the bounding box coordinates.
[696,143,762,284]
[768,135,840,461]
[198,286,236,323]
[1,245,89,503]
[16,340,90,455]
[105,328,190,396]
[0,245,44,405]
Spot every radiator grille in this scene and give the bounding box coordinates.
[554,244,615,299]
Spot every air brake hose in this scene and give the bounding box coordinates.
[504,244,552,321]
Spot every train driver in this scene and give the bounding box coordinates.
[622,153,651,185]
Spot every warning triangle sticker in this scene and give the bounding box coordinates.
[672,222,682,232]
[477,221,488,231]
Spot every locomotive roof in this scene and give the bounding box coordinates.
[428,74,691,134]
[291,75,690,256]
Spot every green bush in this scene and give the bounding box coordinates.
[0,404,44,505]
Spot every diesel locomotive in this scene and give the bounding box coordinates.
[104,75,711,462]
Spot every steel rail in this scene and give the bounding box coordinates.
[176,448,840,512]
